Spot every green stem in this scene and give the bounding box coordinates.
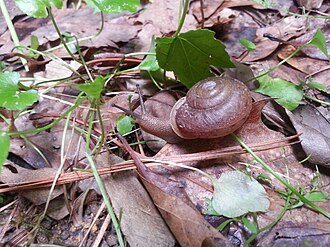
[5,94,85,136]
[45,12,104,53]
[231,134,330,219]
[47,7,81,64]
[15,46,83,78]
[85,153,125,247]
[85,105,95,153]
[304,95,330,106]
[244,196,290,246]
[252,43,308,81]
[95,102,105,153]
[0,0,27,68]
[174,0,190,37]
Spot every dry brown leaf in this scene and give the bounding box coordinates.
[286,105,330,166]
[258,221,330,246]
[243,16,308,62]
[0,162,63,205]
[134,0,196,51]
[118,136,232,247]
[83,152,176,247]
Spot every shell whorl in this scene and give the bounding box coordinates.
[170,77,252,139]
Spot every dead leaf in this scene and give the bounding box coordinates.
[258,222,330,246]
[243,16,308,62]
[118,136,232,247]
[0,162,63,205]
[80,151,176,247]
[134,0,196,51]
[277,45,330,87]
[286,105,330,166]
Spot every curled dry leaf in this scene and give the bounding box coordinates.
[286,105,330,167]
[118,136,232,247]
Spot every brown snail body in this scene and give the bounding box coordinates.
[134,77,252,143]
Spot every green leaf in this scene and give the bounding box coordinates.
[15,0,63,18]
[212,171,270,218]
[239,38,256,52]
[116,115,134,134]
[30,35,39,50]
[306,82,327,92]
[129,38,160,72]
[256,173,272,183]
[308,29,329,59]
[242,216,258,234]
[217,218,237,231]
[86,0,140,14]
[0,71,38,110]
[156,29,234,88]
[138,39,160,72]
[255,75,303,111]
[75,76,104,100]
[62,32,77,54]
[28,35,40,59]
[252,0,270,8]
[304,191,328,202]
[0,133,10,171]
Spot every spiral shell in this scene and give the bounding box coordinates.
[170,77,252,139]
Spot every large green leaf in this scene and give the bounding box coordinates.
[0,71,38,110]
[86,0,140,13]
[212,171,270,218]
[156,29,234,88]
[255,75,303,111]
[15,0,63,18]
[0,133,10,171]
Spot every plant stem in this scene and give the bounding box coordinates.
[304,95,330,106]
[45,12,104,53]
[244,196,290,246]
[85,153,125,247]
[231,134,330,219]
[251,43,308,81]
[47,7,81,64]
[0,0,27,68]
[174,0,190,37]
[5,93,85,136]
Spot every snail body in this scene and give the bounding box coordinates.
[135,77,252,143]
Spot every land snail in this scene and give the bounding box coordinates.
[113,77,252,143]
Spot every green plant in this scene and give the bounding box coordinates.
[254,29,329,110]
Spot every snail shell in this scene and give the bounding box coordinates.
[170,77,252,139]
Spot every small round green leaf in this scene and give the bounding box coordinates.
[116,115,134,135]
[212,171,270,218]
[0,71,38,110]
[15,0,63,18]
[86,0,139,14]
[239,38,256,52]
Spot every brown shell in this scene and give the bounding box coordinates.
[170,77,252,139]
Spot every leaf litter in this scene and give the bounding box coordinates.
[0,0,330,246]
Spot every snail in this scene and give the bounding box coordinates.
[113,77,252,143]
